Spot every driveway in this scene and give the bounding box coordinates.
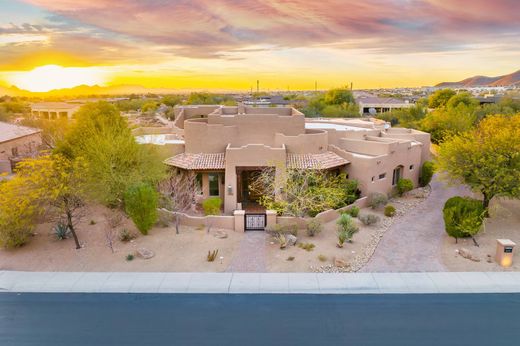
[362,176,472,272]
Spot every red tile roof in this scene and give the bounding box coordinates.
[286,152,349,169]
[164,153,225,170]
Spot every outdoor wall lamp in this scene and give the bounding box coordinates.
[227,185,233,195]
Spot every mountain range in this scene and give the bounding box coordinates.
[436,69,520,88]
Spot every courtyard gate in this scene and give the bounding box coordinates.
[244,213,266,231]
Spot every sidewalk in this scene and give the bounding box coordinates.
[2,271,520,294]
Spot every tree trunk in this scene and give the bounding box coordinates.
[482,192,491,217]
[471,236,480,247]
[67,210,81,249]
[175,214,180,235]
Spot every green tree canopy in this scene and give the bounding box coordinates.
[428,89,456,108]
[57,101,165,206]
[437,114,520,209]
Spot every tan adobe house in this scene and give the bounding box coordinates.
[163,105,430,214]
[31,102,80,120]
[0,121,42,174]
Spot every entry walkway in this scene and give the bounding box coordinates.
[2,271,520,294]
[226,231,267,272]
[362,176,472,272]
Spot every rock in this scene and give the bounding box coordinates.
[214,230,228,239]
[286,234,297,246]
[334,258,348,268]
[136,248,155,259]
[458,248,480,262]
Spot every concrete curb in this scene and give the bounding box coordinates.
[1,271,520,294]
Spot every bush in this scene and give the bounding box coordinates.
[443,196,484,243]
[298,242,315,251]
[124,182,158,235]
[202,197,222,215]
[126,254,134,261]
[384,205,396,217]
[396,178,414,196]
[345,205,360,217]
[306,219,323,237]
[359,213,380,226]
[53,223,71,240]
[419,161,435,187]
[369,193,388,209]
[119,229,136,242]
[266,223,298,236]
[336,214,359,247]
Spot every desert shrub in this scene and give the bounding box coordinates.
[298,242,315,251]
[443,196,484,243]
[202,197,222,216]
[284,223,298,236]
[53,223,71,240]
[336,214,359,247]
[266,223,298,236]
[419,161,435,187]
[89,220,96,225]
[126,254,134,261]
[359,213,380,226]
[396,178,414,196]
[369,192,388,209]
[384,205,396,217]
[207,249,219,262]
[317,254,327,262]
[275,233,287,249]
[306,219,323,237]
[287,256,295,261]
[119,228,136,242]
[345,205,360,217]
[124,182,158,235]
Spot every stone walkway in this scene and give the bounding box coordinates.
[362,176,472,272]
[226,232,267,272]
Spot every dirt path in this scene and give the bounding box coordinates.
[226,232,267,272]
[361,176,472,272]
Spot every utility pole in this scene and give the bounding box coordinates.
[350,82,353,90]
[315,80,317,92]
[256,80,259,93]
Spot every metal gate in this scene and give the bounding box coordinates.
[245,213,266,231]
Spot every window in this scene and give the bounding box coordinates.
[409,165,414,170]
[378,173,386,180]
[208,173,219,196]
[392,166,403,185]
[195,173,203,194]
[371,176,375,182]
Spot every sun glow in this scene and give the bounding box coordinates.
[8,65,107,92]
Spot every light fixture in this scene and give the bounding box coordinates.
[227,185,233,195]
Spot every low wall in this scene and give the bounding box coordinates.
[158,209,235,229]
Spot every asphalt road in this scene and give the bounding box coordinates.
[1,293,519,346]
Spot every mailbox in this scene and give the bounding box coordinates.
[496,239,516,267]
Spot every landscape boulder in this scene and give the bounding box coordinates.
[286,234,297,246]
[334,258,349,268]
[136,248,155,259]
[457,248,480,262]
[214,230,228,239]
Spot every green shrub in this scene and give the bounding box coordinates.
[369,193,388,209]
[336,214,359,247]
[119,229,136,242]
[298,242,315,251]
[396,178,414,196]
[359,213,380,226]
[126,254,134,261]
[306,219,323,237]
[53,222,71,240]
[202,197,222,215]
[124,182,158,235]
[443,196,484,243]
[384,205,396,217]
[419,161,435,187]
[317,254,327,262]
[344,205,360,217]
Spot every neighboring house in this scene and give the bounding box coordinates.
[30,102,80,120]
[0,121,42,174]
[357,96,413,116]
[164,105,430,214]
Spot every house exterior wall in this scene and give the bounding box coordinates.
[0,132,42,173]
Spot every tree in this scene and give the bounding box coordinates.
[420,104,477,143]
[249,163,359,217]
[437,114,520,210]
[161,95,182,107]
[428,89,456,108]
[21,117,70,150]
[446,92,479,110]
[57,101,165,206]
[443,196,484,245]
[324,87,355,106]
[141,101,158,113]
[124,182,158,235]
[158,169,200,234]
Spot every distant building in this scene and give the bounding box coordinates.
[30,102,80,120]
[0,121,42,173]
[357,96,413,116]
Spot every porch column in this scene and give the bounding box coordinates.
[233,210,245,232]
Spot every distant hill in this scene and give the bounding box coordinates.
[436,70,520,88]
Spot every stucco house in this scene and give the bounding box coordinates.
[162,105,430,216]
[0,121,42,174]
[31,102,80,120]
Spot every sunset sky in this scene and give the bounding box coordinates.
[0,0,519,92]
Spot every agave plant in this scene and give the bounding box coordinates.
[53,222,71,240]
